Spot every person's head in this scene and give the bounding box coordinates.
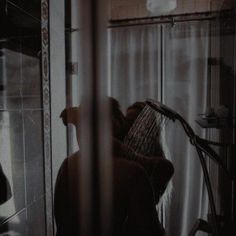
[108,97,126,140]
[60,97,126,144]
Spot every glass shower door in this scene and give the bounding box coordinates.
[0,1,47,235]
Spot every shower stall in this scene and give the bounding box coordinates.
[0,0,235,235]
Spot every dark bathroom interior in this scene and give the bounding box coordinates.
[0,0,235,235]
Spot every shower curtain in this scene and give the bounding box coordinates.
[108,21,209,236]
[163,21,209,236]
[108,25,162,110]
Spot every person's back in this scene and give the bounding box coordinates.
[55,97,170,235]
[54,151,165,236]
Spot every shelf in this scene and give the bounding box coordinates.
[195,118,230,129]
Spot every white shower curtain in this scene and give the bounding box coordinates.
[163,21,209,236]
[108,20,210,236]
[108,25,162,110]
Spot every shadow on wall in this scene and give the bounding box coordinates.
[0,162,12,205]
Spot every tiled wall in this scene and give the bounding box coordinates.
[0,1,46,235]
[110,0,229,20]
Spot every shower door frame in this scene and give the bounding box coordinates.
[41,0,54,235]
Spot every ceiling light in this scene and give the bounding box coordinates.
[146,0,177,15]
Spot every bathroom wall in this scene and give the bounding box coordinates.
[49,0,67,189]
[0,1,46,235]
[218,1,236,227]
[110,0,229,20]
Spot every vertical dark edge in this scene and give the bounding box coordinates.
[233,1,236,146]
[79,1,110,235]
[232,0,236,223]
[65,0,73,156]
[41,0,54,235]
[91,2,100,234]
[207,17,213,215]
[160,24,164,104]
[207,19,212,110]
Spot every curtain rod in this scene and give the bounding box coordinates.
[108,11,227,28]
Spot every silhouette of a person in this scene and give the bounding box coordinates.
[54,98,166,236]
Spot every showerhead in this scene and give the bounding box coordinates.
[146,98,230,176]
[146,99,196,139]
[145,99,230,236]
[146,99,178,121]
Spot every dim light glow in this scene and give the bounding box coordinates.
[146,0,177,14]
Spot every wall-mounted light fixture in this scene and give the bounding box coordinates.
[146,0,177,15]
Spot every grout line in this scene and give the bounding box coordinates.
[0,208,26,226]
[7,0,41,23]
[0,109,43,111]
[19,40,28,220]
